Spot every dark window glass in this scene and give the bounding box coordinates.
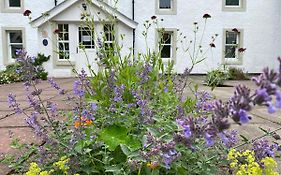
[79,27,95,49]
[226,0,240,6]
[226,32,237,44]
[161,45,171,58]
[225,46,236,58]
[9,31,22,43]
[9,0,21,7]
[159,0,171,9]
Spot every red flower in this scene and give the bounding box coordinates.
[238,48,247,53]
[151,15,157,20]
[53,29,60,34]
[232,28,239,33]
[23,10,31,16]
[203,14,211,19]
[209,43,216,48]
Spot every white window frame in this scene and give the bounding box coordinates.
[222,29,244,65]
[156,28,177,64]
[155,0,177,15]
[1,27,25,65]
[78,26,95,50]
[57,24,70,60]
[1,0,24,13]
[103,23,115,52]
[7,30,24,59]
[222,0,246,12]
[160,32,173,59]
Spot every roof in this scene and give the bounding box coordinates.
[30,0,138,29]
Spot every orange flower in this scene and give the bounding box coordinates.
[85,120,93,126]
[74,121,81,128]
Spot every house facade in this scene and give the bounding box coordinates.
[1,0,281,77]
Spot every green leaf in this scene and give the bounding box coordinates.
[99,125,141,151]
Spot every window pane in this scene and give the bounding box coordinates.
[225,46,236,58]
[162,33,171,44]
[226,32,237,44]
[79,27,94,49]
[11,44,23,58]
[9,31,22,43]
[160,0,171,9]
[9,0,21,7]
[161,45,171,58]
[226,0,239,6]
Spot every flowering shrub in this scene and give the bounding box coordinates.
[0,53,49,84]
[2,11,281,175]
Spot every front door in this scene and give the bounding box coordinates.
[72,25,99,76]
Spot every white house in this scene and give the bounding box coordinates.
[1,0,281,77]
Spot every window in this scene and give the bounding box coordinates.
[8,0,21,7]
[225,0,240,6]
[1,0,23,13]
[103,24,115,52]
[223,29,244,64]
[79,27,95,49]
[159,0,171,9]
[160,32,173,59]
[156,29,177,62]
[7,30,23,59]
[2,27,25,65]
[57,24,69,60]
[222,0,246,11]
[156,0,177,15]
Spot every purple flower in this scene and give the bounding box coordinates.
[48,78,66,95]
[239,109,250,124]
[7,93,22,114]
[252,139,279,162]
[90,102,97,111]
[267,102,277,114]
[205,133,214,147]
[275,91,281,108]
[219,130,238,148]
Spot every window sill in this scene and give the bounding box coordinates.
[222,58,243,65]
[1,8,24,13]
[155,9,177,15]
[55,60,75,66]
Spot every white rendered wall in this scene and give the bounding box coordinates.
[132,0,281,73]
[0,0,59,70]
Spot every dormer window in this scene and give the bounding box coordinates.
[222,0,246,12]
[156,0,177,15]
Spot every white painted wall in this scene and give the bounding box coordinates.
[1,0,281,76]
[132,0,281,73]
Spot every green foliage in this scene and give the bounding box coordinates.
[205,68,228,88]
[227,67,249,80]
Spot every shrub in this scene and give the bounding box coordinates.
[0,53,50,84]
[227,67,249,80]
[205,68,228,87]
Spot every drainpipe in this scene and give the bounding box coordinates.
[54,0,57,6]
[132,0,136,59]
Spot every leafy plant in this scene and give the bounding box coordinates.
[205,68,228,87]
[227,67,249,80]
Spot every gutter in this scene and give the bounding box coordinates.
[132,0,136,59]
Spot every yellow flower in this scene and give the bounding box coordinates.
[26,163,41,175]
